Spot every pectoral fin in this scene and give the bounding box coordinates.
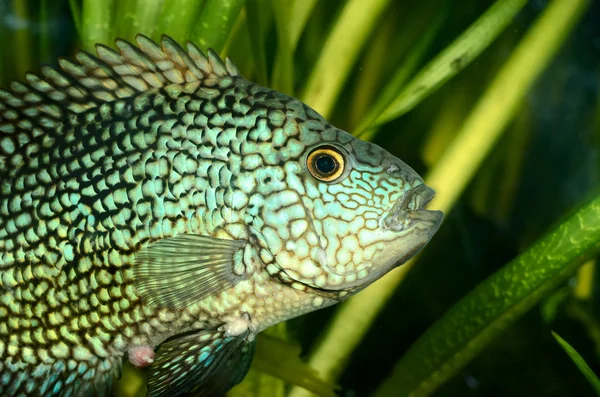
[147,327,251,397]
[134,234,244,309]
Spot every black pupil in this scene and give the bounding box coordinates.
[315,155,337,174]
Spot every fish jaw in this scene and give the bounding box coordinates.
[315,183,444,292]
[364,184,444,281]
[382,184,444,233]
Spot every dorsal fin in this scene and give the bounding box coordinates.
[0,34,240,174]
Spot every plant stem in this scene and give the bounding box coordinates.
[270,0,294,95]
[155,0,204,43]
[574,260,596,300]
[39,0,53,64]
[356,1,447,139]
[81,0,115,50]
[245,0,271,86]
[117,0,164,42]
[12,0,33,76]
[300,0,391,119]
[359,0,528,136]
[69,0,83,40]
[287,0,317,50]
[552,332,600,396]
[191,0,246,54]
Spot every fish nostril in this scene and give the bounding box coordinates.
[386,164,400,174]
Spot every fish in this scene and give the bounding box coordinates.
[0,34,443,396]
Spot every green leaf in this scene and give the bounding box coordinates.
[286,0,317,51]
[250,335,338,397]
[39,0,52,64]
[68,0,83,40]
[191,0,246,54]
[270,0,294,95]
[228,324,288,397]
[226,323,337,397]
[269,0,316,95]
[355,0,448,138]
[373,192,600,397]
[81,0,116,50]
[552,332,600,395]
[300,0,391,119]
[244,0,272,86]
[0,1,7,86]
[116,0,164,42]
[365,0,529,132]
[12,0,33,77]
[154,0,205,43]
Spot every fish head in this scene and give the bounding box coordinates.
[256,102,443,294]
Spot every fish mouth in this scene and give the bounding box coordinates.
[383,184,444,232]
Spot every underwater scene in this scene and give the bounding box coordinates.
[0,0,599,396]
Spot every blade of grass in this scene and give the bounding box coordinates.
[222,10,255,78]
[270,0,294,95]
[12,0,33,75]
[244,0,271,86]
[220,7,247,55]
[251,335,338,397]
[347,0,450,129]
[0,1,8,86]
[574,260,595,300]
[69,0,83,40]
[81,0,115,50]
[229,324,288,397]
[116,0,164,42]
[424,0,589,213]
[493,108,532,222]
[270,0,317,95]
[346,9,398,128]
[39,0,52,64]
[357,0,528,137]
[421,84,470,167]
[287,0,317,51]
[154,0,205,43]
[300,0,391,119]
[552,331,600,397]
[469,106,532,223]
[191,0,246,54]
[373,191,600,397]
[566,301,600,360]
[553,332,600,395]
[289,1,590,395]
[229,324,337,397]
[112,361,146,397]
[356,1,448,138]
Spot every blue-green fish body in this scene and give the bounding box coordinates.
[0,35,442,396]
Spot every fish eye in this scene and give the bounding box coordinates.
[307,146,345,182]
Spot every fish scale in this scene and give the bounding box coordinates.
[0,35,443,396]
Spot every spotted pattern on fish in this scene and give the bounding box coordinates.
[0,35,443,396]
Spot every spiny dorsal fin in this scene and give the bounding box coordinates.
[0,34,240,173]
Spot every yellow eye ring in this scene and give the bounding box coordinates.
[307,146,345,182]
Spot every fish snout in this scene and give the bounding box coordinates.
[383,184,444,232]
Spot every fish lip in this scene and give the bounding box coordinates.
[383,184,444,231]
